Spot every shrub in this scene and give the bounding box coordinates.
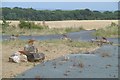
[94,22,118,37]
[2,19,11,33]
[65,27,84,33]
[19,20,48,30]
[111,22,117,26]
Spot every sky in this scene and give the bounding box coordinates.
[1,2,118,11]
[2,0,119,2]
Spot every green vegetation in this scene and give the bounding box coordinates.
[93,22,119,38]
[1,7,119,20]
[65,27,84,33]
[45,27,84,35]
[2,26,84,35]
[41,39,97,48]
[2,19,11,33]
[19,20,48,29]
[1,20,84,35]
[2,39,97,48]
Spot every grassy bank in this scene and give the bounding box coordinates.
[1,20,84,35]
[2,39,97,50]
[1,26,84,36]
[2,39,98,57]
[1,20,118,36]
[93,22,119,38]
[42,39,96,48]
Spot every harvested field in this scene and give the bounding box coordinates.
[0,20,118,30]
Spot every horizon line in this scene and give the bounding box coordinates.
[1,7,118,11]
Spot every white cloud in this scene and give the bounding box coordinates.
[2,0,119,2]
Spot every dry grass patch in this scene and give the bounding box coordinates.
[2,39,98,78]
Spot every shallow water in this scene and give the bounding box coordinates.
[2,30,119,78]
[2,30,96,41]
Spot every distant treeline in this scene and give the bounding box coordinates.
[1,7,120,21]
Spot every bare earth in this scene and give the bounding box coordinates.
[2,41,99,78]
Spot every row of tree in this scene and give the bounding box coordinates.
[1,7,119,21]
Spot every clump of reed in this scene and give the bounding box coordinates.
[93,22,118,38]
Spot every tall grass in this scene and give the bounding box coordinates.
[1,26,84,35]
[19,20,49,29]
[1,20,85,35]
[2,39,97,48]
[65,27,84,33]
[93,22,119,38]
[41,39,97,48]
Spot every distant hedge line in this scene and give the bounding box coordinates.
[1,7,120,21]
